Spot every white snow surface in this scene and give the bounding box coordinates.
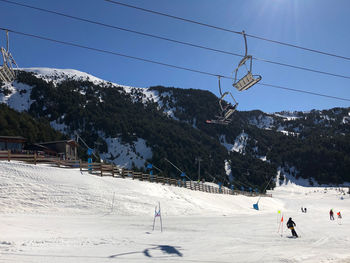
[233,131,249,154]
[220,132,249,154]
[274,112,303,121]
[50,120,69,134]
[219,135,234,152]
[21,67,113,86]
[99,137,152,169]
[0,81,34,112]
[249,115,274,129]
[224,160,233,182]
[1,161,350,262]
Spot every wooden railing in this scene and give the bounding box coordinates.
[0,150,272,197]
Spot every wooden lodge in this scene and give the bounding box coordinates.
[38,140,78,160]
[0,136,78,160]
[0,136,27,151]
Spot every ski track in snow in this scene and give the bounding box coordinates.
[0,161,350,263]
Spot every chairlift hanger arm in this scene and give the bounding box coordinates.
[242,30,247,57]
[6,30,9,52]
[218,75,223,96]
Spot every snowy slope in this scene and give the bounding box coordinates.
[1,161,350,263]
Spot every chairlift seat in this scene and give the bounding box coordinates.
[206,118,230,125]
[223,108,236,120]
[233,71,261,91]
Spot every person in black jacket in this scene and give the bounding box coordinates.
[287,217,298,238]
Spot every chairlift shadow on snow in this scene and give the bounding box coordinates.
[109,244,183,259]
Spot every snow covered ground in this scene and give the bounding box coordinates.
[0,161,349,263]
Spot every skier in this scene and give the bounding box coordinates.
[330,209,334,220]
[304,207,307,213]
[301,207,304,213]
[286,217,298,238]
[337,211,342,219]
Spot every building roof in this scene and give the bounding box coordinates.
[39,140,78,147]
[25,143,57,154]
[0,136,27,142]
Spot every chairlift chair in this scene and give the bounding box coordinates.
[232,31,261,91]
[206,76,238,125]
[0,30,17,85]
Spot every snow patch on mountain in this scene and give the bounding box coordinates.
[219,135,234,152]
[276,126,300,137]
[0,82,34,112]
[259,156,267,162]
[50,120,69,134]
[123,86,158,104]
[22,67,114,87]
[274,112,303,121]
[249,115,274,129]
[224,160,233,182]
[275,166,319,187]
[156,91,180,119]
[99,137,152,169]
[343,116,350,124]
[233,132,249,154]
[219,133,249,154]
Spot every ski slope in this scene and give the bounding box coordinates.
[0,161,349,263]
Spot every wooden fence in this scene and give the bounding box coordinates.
[0,150,272,197]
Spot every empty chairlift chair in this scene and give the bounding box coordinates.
[206,76,238,125]
[0,30,17,84]
[232,31,261,91]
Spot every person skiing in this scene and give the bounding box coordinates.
[337,211,342,219]
[330,209,334,220]
[287,217,298,238]
[304,207,307,213]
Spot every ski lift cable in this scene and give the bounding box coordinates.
[163,158,192,181]
[233,179,255,189]
[75,133,98,159]
[0,0,349,81]
[104,0,350,61]
[1,27,350,103]
[145,161,163,173]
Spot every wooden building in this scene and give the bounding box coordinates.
[38,140,78,160]
[0,136,27,151]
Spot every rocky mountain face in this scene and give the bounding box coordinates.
[1,68,349,189]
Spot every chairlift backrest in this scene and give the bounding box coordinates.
[219,91,238,110]
[0,61,15,83]
[0,31,17,84]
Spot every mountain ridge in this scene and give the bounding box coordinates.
[1,67,349,188]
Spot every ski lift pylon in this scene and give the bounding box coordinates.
[206,76,238,125]
[0,30,18,85]
[233,31,261,91]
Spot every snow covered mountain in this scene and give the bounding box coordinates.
[1,67,349,187]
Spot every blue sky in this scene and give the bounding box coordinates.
[1,0,350,112]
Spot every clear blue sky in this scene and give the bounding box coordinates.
[1,0,350,112]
